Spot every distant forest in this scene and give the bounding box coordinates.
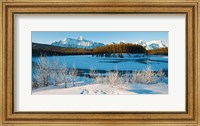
[32,43,93,57]
[93,44,146,58]
[147,48,168,55]
[32,43,168,57]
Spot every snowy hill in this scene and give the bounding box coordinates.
[51,36,104,49]
[135,40,168,50]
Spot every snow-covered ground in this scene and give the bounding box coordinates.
[32,83,168,95]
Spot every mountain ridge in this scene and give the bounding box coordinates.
[50,36,168,50]
[51,36,104,49]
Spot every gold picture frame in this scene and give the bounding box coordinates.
[0,0,199,125]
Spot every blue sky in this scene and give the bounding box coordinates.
[32,31,168,44]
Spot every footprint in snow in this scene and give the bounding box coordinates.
[80,89,89,94]
[112,92,119,94]
[112,91,123,95]
[95,89,106,94]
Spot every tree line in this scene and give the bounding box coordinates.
[32,42,168,57]
[93,43,146,57]
[32,42,93,57]
[147,47,168,55]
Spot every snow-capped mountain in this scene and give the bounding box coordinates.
[107,40,167,50]
[134,40,168,50]
[51,36,104,49]
[51,36,167,50]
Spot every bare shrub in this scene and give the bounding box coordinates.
[89,66,97,83]
[68,64,78,87]
[32,81,39,89]
[35,55,50,87]
[59,59,69,88]
[108,70,119,85]
[118,75,129,89]
[124,71,131,84]
[89,66,97,78]
[118,72,125,84]
[50,56,60,86]
[132,71,141,83]
[140,65,157,84]
[131,65,157,84]
[157,68,165,82]
[95,74,103,84]
[102,72,110,84]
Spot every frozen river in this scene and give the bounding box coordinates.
[32,55,168,71]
